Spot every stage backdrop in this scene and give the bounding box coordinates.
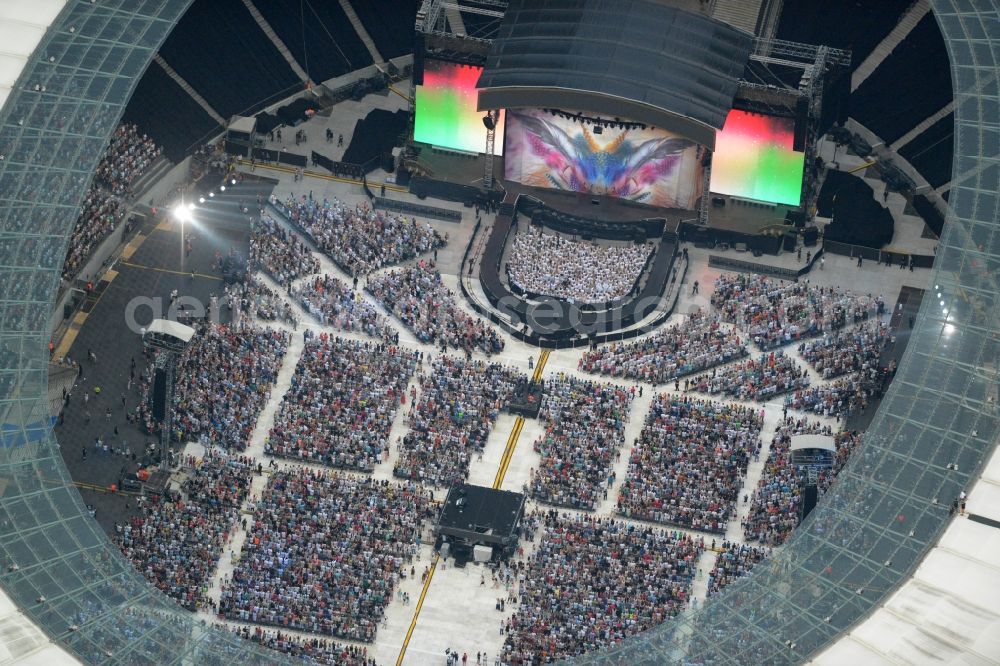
[503,108,704,209]
[710,109,805,206]
[414,60,505,155]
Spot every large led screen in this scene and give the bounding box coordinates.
[710,109,805,206]
[503,108,704,209]
[413,60,504,155]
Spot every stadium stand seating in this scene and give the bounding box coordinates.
[347,0,420,61]
[776,0,913,69]
[157,0,301,119]
[851,14,952,144]
[898,112,954,188]
[122,63,222,162]
[255,0,373,83]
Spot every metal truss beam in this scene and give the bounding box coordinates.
[441,1,505,18]
[754,37,852,66]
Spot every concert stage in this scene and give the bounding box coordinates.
[409,147,796,237]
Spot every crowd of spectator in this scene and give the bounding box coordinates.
[226,278,295,325]
[502,512,702,663]
[712,274,883,349]
[395,356,522,487]
[228,625,375,666]
[219,470,431,643]
[169,323,289,450]
[63,192,126,278]
[115,454,253,611]
[579,312,747,383]
[63,123,162,279]
[687,351,810,402]
[527,376,634,510]
[292,274,389,339]
[279,194,445,276]
[368,264,505,354]
[94,123,162,197]
[265,331,418,471]
[706,542,771,597]
[507,230,651,303]
[799,320,888,379]
[617,395,762,533]
[782,370,880,417]
[249,216,320,286]
[742,418,864,545]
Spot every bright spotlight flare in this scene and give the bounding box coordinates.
[173,204,193,223]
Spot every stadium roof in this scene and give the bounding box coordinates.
[475,0,754,148]
[0,0,66,109]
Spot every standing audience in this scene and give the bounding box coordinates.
[266,332,418,471]
[528,376,633,510]
[115,454,253,611]
[502,511,702,663]
[168,323,289,451]
[712,274,882,350]
[507,230,651,303]
[277,194,444,276]
[220,470,430,642]
[706,542,771,596]
[617,395,762,533]
[395,356,522,486]
[368,264,504,355]
[293,274,390,339]
[688,351,810,402]
[249,216,320,286]
[579,312,747,383]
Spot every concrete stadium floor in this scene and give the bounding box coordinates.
[52,136,934,663]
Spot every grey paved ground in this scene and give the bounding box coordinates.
[56,179,274,532]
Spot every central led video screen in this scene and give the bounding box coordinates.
[504,108,704,209]
[413,60,504,155]
[710,109,805,206]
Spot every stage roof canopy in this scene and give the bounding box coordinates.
[475,0,754,148]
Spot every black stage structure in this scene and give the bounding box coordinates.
[437,484,527,564]
[476,0,754,150]
[409,0,851,346]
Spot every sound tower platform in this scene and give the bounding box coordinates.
[436,484,526,565]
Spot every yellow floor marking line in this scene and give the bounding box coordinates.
[397,348,550,661]
[492,349,551,488]
[848,160,877,174]
[234,159,409,193]
[118,261,217,280]
[388,84,413,103]
[395,554,439,666]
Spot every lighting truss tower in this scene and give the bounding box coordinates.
[791,445,835,521]
[483,109,499,189]
[143,319,194,471]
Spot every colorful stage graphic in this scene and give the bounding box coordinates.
[413,60,505,155]
[503,108,703,209]
[710,109,805,206]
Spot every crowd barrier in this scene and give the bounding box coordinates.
[822,239,935,269]
[311,151,365,180]
[708,255,801,280]
[409,175,501,207]
[517,195,666,241]
[460,226,687,350]
[372,196,462,223]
